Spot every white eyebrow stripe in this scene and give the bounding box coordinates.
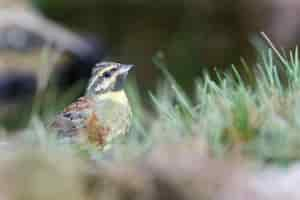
[86,75,99,92]
[96,62,119,67]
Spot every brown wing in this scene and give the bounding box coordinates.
[63,97,94,113]
[50,97,94,137]
[50,96,111,147]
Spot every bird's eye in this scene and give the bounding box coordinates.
[103,71,111,78]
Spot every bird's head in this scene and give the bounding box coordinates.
[86,62,134,96]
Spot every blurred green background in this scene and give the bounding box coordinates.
[31,0,269,92]
[29,0,300,92]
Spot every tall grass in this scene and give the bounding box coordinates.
[111,45,300,164]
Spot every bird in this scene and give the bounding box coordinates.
[50,62,134,150]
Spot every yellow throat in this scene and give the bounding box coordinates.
[95,90,129,105]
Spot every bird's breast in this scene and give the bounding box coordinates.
[93,91,132,136]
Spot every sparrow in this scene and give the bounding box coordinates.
[50,62,133,150]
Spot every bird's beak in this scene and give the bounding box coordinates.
[119,64,134,74]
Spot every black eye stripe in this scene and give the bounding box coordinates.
[103,71,111,78]
[102,68,117,78]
